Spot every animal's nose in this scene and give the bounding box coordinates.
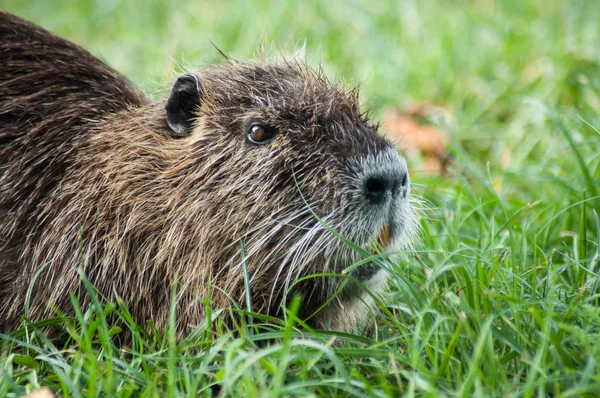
[363,165,409,205]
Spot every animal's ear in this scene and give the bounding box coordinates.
[165,73,203,136]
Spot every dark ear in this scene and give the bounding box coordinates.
[165,73,203,136]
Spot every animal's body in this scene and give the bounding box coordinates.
[0,11,416,335]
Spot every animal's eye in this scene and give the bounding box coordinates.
[247,123,276,144]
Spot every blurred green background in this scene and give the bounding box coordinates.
[3,0,597,110]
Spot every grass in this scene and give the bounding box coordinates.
[1,0,600,396]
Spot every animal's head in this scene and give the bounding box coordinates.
[163,61,418,320]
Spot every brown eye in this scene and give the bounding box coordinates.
[248,123,275,144]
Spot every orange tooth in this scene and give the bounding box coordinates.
[377,223,390,250]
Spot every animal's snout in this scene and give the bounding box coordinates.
[364,169,408,203]
[361,151,409,205]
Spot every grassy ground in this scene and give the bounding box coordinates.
[1,0,600,396]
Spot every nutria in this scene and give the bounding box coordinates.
[0,11,417,335]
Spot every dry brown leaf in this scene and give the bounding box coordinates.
[382,104,451,175]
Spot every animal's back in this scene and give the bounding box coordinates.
[0,11,148,316]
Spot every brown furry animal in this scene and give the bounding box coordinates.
[0,11,417,335]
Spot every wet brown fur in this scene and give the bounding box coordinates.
[0,11,413,335]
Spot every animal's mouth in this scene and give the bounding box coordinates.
[366,222,391,254]
[346,223,394,282]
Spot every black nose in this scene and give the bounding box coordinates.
[364,168,408,204]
